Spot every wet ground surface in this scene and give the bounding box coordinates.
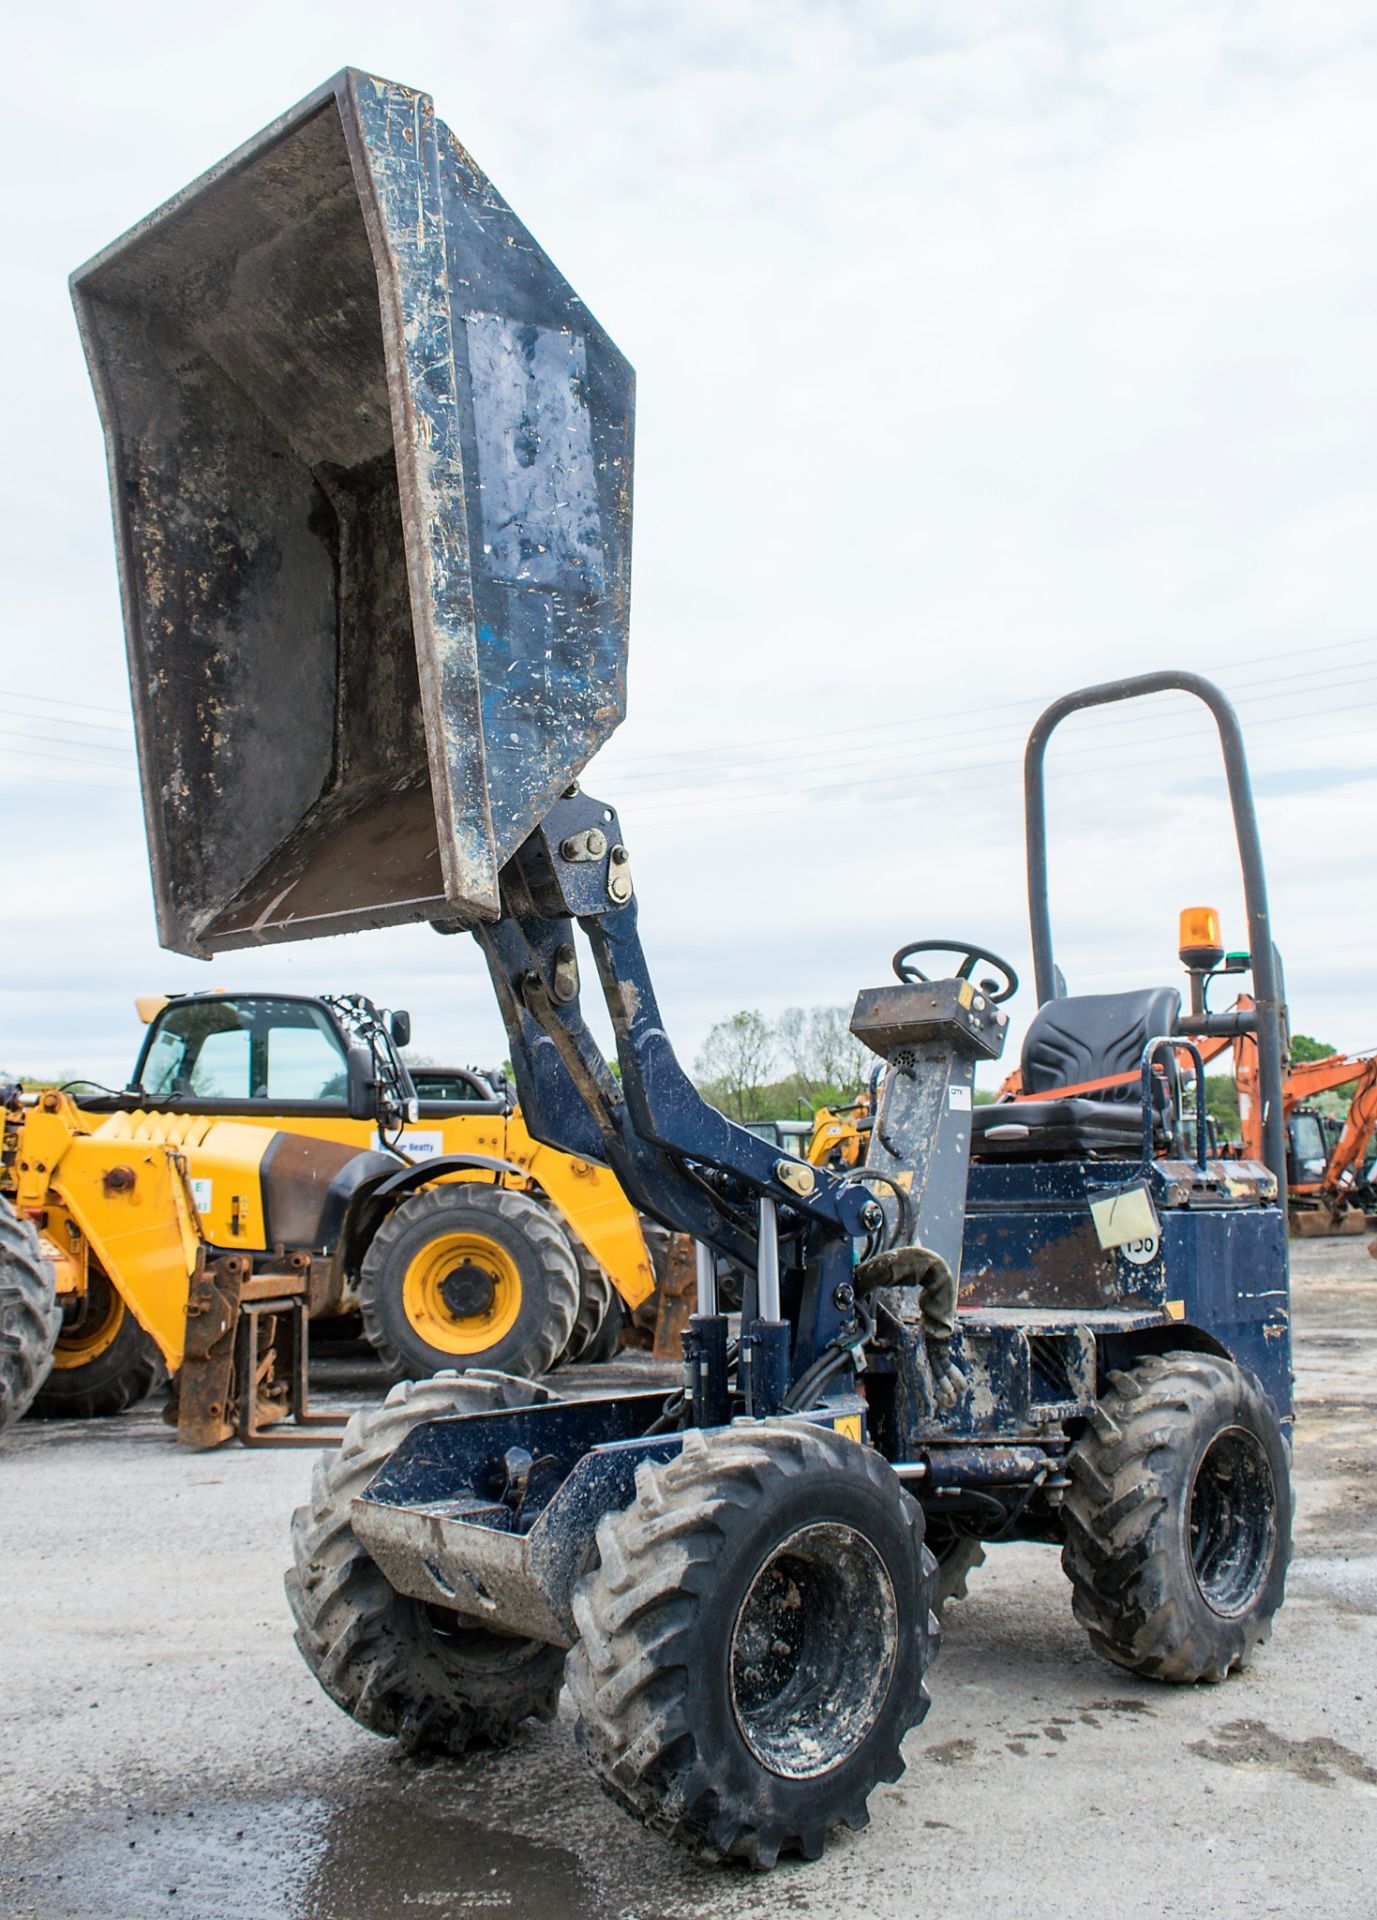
[2,1245,1374,1920]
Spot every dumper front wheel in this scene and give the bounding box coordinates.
[28,1269,161,1420]
[287,1371,567,1753]
[359,1187,578,1382]
[0,1201,60,1433]
[1062,1351,1291,1683]
[567,1420,938,1867]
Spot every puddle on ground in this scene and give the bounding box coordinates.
[1,1782,593,1920]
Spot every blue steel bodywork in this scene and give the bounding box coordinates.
[72,68,634,957]
[352,1391,871,1646]
[72,68,1292,1647]
[961,1158,1291,1421]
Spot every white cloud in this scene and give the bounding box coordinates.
[2,0,1375,1090]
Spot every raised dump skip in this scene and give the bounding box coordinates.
[73,69,634,958]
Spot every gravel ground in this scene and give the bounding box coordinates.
[1,1241,1374,1920]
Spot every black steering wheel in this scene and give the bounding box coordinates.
[891,940,1019,1005]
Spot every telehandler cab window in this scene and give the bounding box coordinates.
[137,998,350,1103]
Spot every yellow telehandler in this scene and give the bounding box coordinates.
[4,992,655,1444]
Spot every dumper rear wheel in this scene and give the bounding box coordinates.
[359,1187,578,1382]
[0,1200,60,1433]
[287,1370,567,1753]
[28,1268,161,1420]
[1062,1351,1291,1683]
[567,1420,938,1866]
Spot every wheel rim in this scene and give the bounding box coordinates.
[729,1521,897,1779]
[53,1270,125,1368]
[401,1231,522,1355]
[1188,1424,1277,1617]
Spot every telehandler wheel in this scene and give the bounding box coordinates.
[0,1200,60,1433]
[579,1293,627,1366]
[27,1269,161,1420]
[358,1186,579,1383]
[567,1420,939,1867]
[926,1521,987,1615]
[559,1246,614,1364]
[287,1371,567,1754]
[1062,1351,1291,1683]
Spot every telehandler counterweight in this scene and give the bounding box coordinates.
[76,68,1295,1866]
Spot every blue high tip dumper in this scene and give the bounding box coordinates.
[74,69,1293,1869]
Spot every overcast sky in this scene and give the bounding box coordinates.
[4,0,1375,1089]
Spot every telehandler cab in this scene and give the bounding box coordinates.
[75,69,1293,1865]
[116,990,653,1371]
[5,988,654,1441]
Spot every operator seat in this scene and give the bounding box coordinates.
[972,987,1182,1159]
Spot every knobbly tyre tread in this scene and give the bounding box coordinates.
[566,1419,939,1867]
[286,1370,567,1753]
[0,1200,60,1432]
[1061,1350,1291,1683]
[578,1293,627,1366]
[26,1280,162,1421]
[559,1243,614,1364]
[358,1186,579,1382]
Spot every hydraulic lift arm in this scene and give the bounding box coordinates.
[470,789,876,1410]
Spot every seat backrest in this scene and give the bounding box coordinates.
[1022,988,1182,1104]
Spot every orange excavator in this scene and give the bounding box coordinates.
[1279,1049,1377,1235]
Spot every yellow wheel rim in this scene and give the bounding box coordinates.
[401,1230,523,1356]
[54,1270,125,1368]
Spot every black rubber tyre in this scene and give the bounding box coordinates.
[0,1200,60,1433]
[579,1293,627,1366]
[567,1420,939,1867]
[926,1520,987,1615]
[286,1370,568,1753]
[1062,1351,1291,1683]
[559,1244,614,1364]
[358,1186,579,1383]
[28,1270,161,1420]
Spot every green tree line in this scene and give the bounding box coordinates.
[693,1013,1356,1140]
[693,1006,873,1123]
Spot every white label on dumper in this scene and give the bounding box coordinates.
[1089,1184,1161,1251]
[948,1086,972,1110]
[189,1178,212,1216]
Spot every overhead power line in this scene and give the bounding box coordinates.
[605,672,1377,796]
[599,632,1377,773]
[606,675,1377,802]
[0,725,133,760]
[628,704,1377,827]
[0,686,131,723]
